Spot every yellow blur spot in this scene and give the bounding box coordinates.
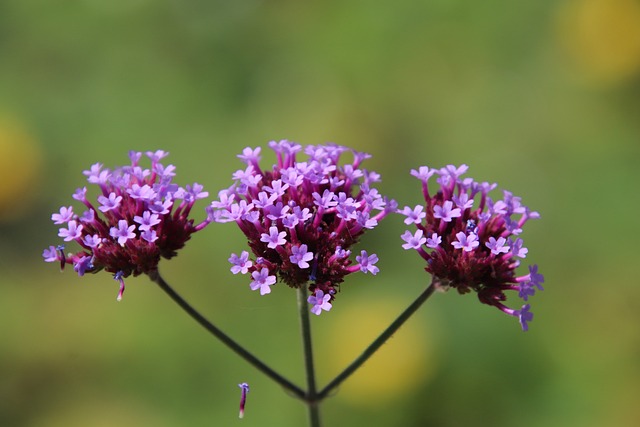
[558,0,640,85]
[0,116,43,222]
[321,296,435,406]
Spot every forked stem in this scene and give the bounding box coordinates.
[318,281,436,399]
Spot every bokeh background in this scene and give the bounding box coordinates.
[2,0,640,426]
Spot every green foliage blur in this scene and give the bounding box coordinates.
[2,0,640,426]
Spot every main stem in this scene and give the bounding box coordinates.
[318,281,436,400]
[297,287,321,427]
[149,269,305,400]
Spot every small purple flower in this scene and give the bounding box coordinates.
[250,268,276,295]
[451,232,479,252]
[308,290,333,315]
[110,220,136,246]
[410,166,436,182]
[83,234,102,248]
[134,211,161,231]
[74,256,93,276]
[229,251,253,275]
[510,238,528,258]
[400,205,426,225]
[433,200,461,223]
[485,236,509,255]
[528,264,544,290]
[260,226,287,249]
[58,220,83,241]
[238,146,262,165]
[140,229,158,243]
[356,250,379,275]
[401,164,543,331]
[42,245,59,262]
[98,192,123,212]
[517,304,533,332]
[425,233,442,249]
[401,230,426,250]
[290,244,314,269]
[51,206,74,224]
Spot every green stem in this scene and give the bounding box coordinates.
[149,269,306,400]
[297,286,321,427]
[317,281,436,400]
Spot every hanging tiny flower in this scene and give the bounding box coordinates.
[400,165,544,331]
[237,382,250,419]
[209,141,395,314]
[42,150,211,300]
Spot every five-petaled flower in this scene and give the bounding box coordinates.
[43,150,211,300]
[400,164,544,331]
[210,140,395,314]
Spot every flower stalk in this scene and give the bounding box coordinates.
[297,286,321,427]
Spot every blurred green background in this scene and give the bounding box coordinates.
[2,0,640,426]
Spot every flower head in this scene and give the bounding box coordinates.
[401,164,543,330]
[212,141,394,314]
[43,151,211,300]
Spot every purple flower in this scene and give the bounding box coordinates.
[42,245,59,262]
[528,264,544,290]
[290,244,314,269]
[212,141,393,313]
[433,200,461,223]
[250,268,276,295]
[260,226,287,249]
[356,250,379,275]
[51,206,74,224]
[134,211,161,231]
[308,290,333,315]
[400,205,426,225]
[43,151,211,300]
[401,164,543,330]
[425,233,441,249]
[98,192,123,212]
[451,231,479,252]
[485,236,509,255]
[58,220,83,241]
[83,234,102,248]
[229,251,253,275]
[401,230,426,250]
[516,304,533,332]
[110,220,136,246]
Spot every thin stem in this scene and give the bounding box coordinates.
[317,280,437,400]
[297,286,321,427]
[148,269,305,400]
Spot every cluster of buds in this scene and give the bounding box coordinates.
[400,165,544,330]
[42,151,210,300]
[209,141,395,315]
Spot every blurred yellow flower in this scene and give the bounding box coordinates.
[558,0,640,85]
[0,115,43,222]
[321,295,436,406]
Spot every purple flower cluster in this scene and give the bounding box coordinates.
[210,141,395,315]
[43,151,210,300]
[400,165,543,330]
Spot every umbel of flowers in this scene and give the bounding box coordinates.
[43,150,211,300]
[400,165,544,331]
[209,140,396,315]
